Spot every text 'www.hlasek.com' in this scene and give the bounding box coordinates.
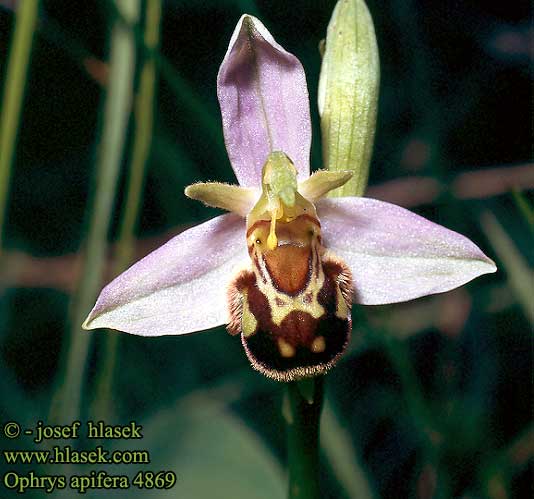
[1,420,177,494]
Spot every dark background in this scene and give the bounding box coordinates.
[0,1,532,498]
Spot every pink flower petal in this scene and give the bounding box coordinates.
[83,214,248,336]
[217,15,311,187]
[317,197,497,305]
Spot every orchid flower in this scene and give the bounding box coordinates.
[83,15,496,383]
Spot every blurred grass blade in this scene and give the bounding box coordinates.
[511,189,534,234]
[322,400,375,499]
[479,424,534,498]
[105,0,225,158]
[51,0,140,422]
[319,0,379,197]
[116,0,160,267]
[156,56,222,147]
[0,0,39,251]
[93,0,162,419]
[480,211,534,325]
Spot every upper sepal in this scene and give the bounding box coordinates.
[217,15,312,187]
[317,197,497,304]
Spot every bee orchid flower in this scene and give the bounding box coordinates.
[83,15,496,382]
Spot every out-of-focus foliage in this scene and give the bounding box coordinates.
[0,1,532,498]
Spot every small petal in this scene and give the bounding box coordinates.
[317,197,496,304]
[185,182,259,216]
[299,170,353,201]
[83,214,248,335]
[217,14,311,187]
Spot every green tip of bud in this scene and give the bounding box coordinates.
[319,0,380,197]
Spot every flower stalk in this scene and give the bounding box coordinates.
[285,378,324,499]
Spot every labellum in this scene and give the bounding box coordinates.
[227,151,353,381]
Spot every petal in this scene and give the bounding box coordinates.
[83,214,248,335]
[185,182,259,216]
[317,197,497,305]
[298,170,353,201]
[217,14,311,187]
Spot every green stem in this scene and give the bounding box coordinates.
[0,0,39,250]
[50,0,139,423]
[285,377,324,499]
[92,0,162,419]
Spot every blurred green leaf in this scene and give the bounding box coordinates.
[480,211,534,325]
[322,400,375,499]
[139,398,285,499]
[511,189,534,234]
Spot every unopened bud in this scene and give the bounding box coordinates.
[319,0,380,197]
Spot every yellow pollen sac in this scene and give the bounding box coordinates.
[267,216,278,250]
[267,198,283,250]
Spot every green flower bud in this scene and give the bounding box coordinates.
[319,0,380,197]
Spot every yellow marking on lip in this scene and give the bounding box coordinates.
[311,336,326,353]
[260,261,325,327]
[278,338,296,358]
[241,290,258,337]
